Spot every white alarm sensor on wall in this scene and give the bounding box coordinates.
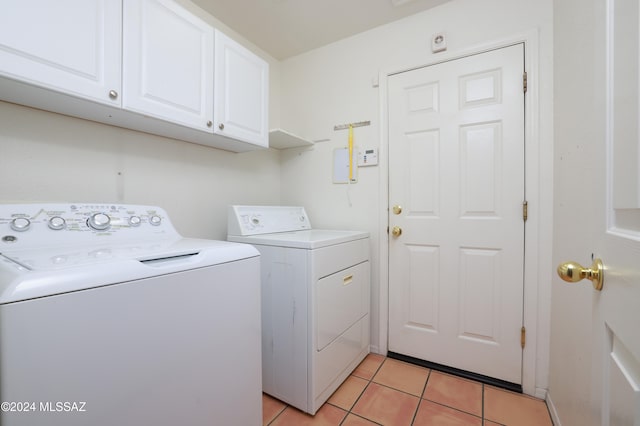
[358,148,378,166]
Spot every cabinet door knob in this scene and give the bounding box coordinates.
[108,90,118,100]
[218,123,224,130]
[207,121,213,127]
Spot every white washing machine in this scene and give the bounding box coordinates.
[0,203,262,426]
[227,205,370,415]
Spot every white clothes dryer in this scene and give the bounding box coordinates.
[227,205,370,415]
[0,203,261,426]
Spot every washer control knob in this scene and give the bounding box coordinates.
[129,215,142,227]
[88,213,111,231]
[48,216,66,230]
[10,217,31,232]
[149,215,162,226]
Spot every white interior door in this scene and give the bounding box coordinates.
[388,44,526,385]
[554,0,640,422]
[599,3,640,423]
[551,0,640,423]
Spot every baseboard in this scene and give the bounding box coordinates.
[545,390,562,426]
[535,387,547,400]
[369,345,381,355]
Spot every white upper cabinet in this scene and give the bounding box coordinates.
[0,1,269,152]
[0,0,121,106]
[214,29,269,147]
[123,0,214,132]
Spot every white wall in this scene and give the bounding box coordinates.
[0,0,284,240]
[278,0,554,394]
[0,101,281,239]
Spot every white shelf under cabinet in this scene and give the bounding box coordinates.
[269,129,313,149]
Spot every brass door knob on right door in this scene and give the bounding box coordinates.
[557,258,604,291]
[391,226,402,237]
[392,205,402,215]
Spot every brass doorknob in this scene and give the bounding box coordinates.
[392,205,402,215]
[391,226,402,237]
[557,258,604,291]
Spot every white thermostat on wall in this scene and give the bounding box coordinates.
[358,148,378,166]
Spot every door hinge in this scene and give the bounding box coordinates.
[522,201,528,222]
[523,72,528,93]
[521,326,526,349]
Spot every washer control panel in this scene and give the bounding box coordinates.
[0,203,178,249]
[227,205,311,236]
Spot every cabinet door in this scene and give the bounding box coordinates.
[214,30,269,147]
[0,0,121,106]
[123,0,214,132]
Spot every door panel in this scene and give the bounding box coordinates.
[388,44,525,384]
[214,29,269,147]
[0,0,121,105]
[123,0,214,132]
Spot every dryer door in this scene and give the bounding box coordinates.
[316,261,370,351]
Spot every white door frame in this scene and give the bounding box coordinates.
[377,30,549,398]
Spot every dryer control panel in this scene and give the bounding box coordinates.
[228,205,311,236]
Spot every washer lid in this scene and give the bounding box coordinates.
[228,229,369,249]
[1,238,220,271]
[0,238,259,304]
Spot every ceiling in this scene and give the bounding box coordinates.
[191,0,452,59]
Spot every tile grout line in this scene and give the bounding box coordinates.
[337,355,387,426]
[482,383,485,423]
[371,378,430,400]
[264,399,287,426]
[349,357,487,425]
[267,356,388,425]
[409,368,432,425]
[370,360,487,424]
[364,359,485,425]
[266,355,530,426]
[421,398,484,422]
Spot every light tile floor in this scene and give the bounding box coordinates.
[262,354,554,426]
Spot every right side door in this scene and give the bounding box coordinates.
[388,44,526,385]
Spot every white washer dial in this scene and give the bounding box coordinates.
[149,215,162,226]
[87,213,111,231]
[129,216,142,227]
[48,216,66,230]
[10,217,31,232]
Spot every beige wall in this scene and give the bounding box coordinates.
[0,101,282,239]
[278,0,554,395]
